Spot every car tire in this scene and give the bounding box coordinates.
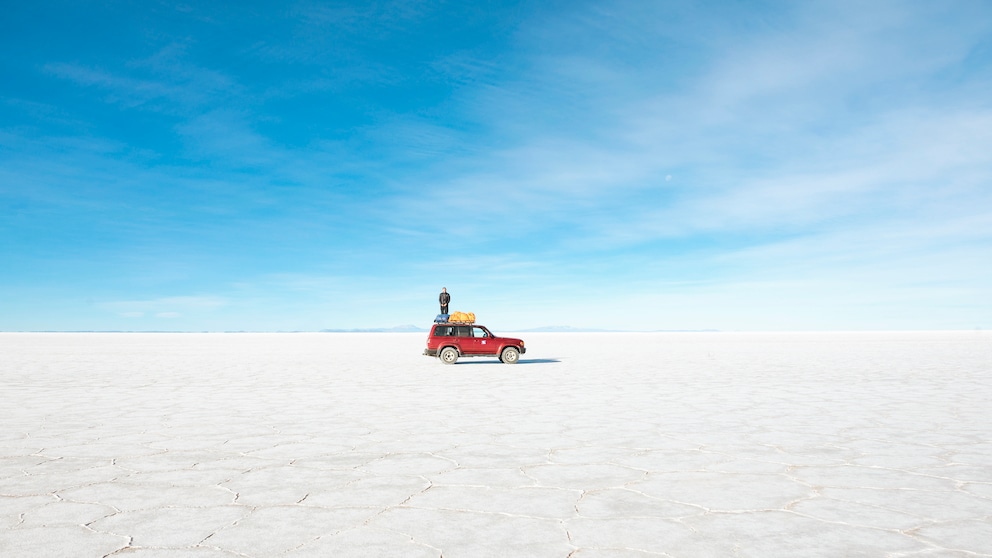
[500,347,519,364]
[440,347,459,365]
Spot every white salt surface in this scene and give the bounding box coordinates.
[1,331,991,557]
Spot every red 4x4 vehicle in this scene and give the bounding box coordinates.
[423,323,526,365]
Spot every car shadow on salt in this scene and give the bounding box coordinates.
[458,358,561,365]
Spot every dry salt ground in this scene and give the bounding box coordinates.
[1,331,991,558]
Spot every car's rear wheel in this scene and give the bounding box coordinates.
[500,347,519,364]
[440,347,459,365]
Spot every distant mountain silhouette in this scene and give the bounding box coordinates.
[320,325,427,333]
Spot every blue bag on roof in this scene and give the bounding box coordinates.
[435,313,450,323]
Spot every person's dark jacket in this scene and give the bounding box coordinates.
[439,292,451,306]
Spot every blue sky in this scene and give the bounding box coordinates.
[2,1,990,332]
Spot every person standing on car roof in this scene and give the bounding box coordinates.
[439,287,450,314]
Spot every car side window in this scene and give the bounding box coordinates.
[434,326,454,336]
[472,327,488,338]
[455,326,472,337]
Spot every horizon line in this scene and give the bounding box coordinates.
[1,328,986,334]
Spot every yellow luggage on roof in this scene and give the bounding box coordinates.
[449,311,475,323]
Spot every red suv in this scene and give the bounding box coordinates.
[423,323,526,365]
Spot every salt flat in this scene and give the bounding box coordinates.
[1,331,990,557]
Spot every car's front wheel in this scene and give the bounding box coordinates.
[500,347,519,364]
[439,347,459,365]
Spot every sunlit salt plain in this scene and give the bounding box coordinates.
[1,331,991,557]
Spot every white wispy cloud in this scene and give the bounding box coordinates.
[391,1,992,250]
[44,54,237,112]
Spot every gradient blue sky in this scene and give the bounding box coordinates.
[2,1,990,331]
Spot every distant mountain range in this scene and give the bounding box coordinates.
[320,325,427,333]
[318,325,607,333]
[14,325,719,333]
[319,325,720,333]
[516,325,617,332]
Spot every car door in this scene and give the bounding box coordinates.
[463,326,493,355]
[451,325,473,354]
